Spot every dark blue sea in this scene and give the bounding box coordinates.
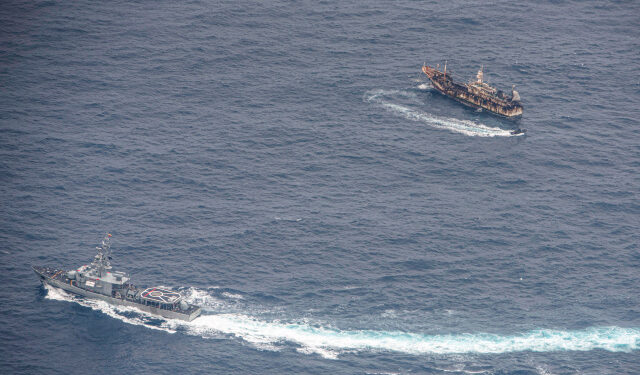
[2,1,640,374]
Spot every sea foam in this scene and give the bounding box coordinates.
[364,89,522,137]
[44,285,640,359]
[169,313,640,358]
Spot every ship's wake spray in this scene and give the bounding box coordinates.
[364,89,522,137]
[44,285,640,359]
[44,284,173,332]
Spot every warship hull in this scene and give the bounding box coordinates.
[422,65,523,118]
[34,266,202,322]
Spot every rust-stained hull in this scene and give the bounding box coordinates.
[422,65,523,118]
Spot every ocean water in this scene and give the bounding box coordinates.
[1,0,640,374]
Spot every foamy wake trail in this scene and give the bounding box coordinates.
[45,285,640,359]
[364,89,519,137]
[44,284,175,332]
[167,314,640,358]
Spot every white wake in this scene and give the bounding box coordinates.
[44,284,174,332]
[364,89,522,137]
[44,285,639,359]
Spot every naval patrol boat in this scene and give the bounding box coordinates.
[33,234,201,321]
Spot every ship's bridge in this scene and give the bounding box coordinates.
[469,81,497,94]
[468,66,497,94]
[101,271,129,285]
[78,268,129,285]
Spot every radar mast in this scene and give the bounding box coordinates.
[92,233,112,277]
[476,65,484,84]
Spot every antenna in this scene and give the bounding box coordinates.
[93,233,113,275]
[444,60,447,79]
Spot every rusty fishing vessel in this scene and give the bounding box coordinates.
[422,62,523,118]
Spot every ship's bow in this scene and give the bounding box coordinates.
[422,65,436,79]
[32,266,47,282]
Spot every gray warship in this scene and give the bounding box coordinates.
[33,234,202,321]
